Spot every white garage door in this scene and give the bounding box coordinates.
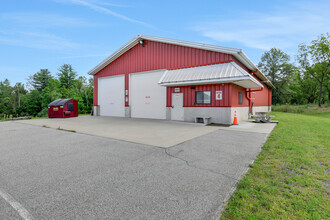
[130,70,166,119]
[98,75,125,117]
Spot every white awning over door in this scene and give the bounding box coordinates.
[158,62,263,89]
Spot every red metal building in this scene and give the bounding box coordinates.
[48,99,78,118]
[88,35,274,124]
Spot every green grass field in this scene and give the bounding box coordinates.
[221,111,330,219]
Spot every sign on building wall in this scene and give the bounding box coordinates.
[174,88,180,93]
[215,91,222,100]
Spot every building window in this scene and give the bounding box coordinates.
[239,92,243,105]
[195,91,211,104]
[68,103,74,111]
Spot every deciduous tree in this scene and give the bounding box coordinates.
[297,33,330,107]
[258,48,297,104]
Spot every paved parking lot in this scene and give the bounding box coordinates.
[0,119,276,219]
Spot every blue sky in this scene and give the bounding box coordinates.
[1,0,329,85]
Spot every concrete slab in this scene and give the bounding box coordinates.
[17,116,220,148]
[216,120,277,134]
[0,121,275,220]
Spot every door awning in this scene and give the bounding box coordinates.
[158,62,263,89]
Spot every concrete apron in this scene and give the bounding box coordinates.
[17,116,219,148]
[17,116,277,148]
[217,120,278,134]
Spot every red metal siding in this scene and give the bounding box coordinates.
[250,88,271,106]
[250,75,272,107]
[231,84,249,107]
[167,84,232,107]
[166,81,272,108]
[93,40,232,105]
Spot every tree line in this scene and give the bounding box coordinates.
[258,33,330,107]
[0,64,93,117]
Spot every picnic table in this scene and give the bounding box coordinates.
[253,112,274,123]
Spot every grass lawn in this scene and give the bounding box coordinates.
[31,116,48,119]
[221,111,330,219]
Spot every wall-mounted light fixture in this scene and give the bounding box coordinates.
[139,40,144,47]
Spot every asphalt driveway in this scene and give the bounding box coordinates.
[0,120,276,219]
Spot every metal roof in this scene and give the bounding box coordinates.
[87,35,274,89]
[158,62,264,89]
[48,98,72,107]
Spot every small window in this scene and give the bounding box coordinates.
[195,91,211,104]
[68,103,74,111]
[239,92,243,105]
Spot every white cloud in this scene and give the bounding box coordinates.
[0,12,96,28]
[0,31,78,50]
[0,12,93,50]
[192,1,330,51]
[85,0,130,8]
[58,0,157,29]
[56,54,109,59]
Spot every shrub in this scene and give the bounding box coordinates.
[19,112,29,117]
[272,104,330,114]
[37,108,48,117]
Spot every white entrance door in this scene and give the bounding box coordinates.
[171,93,184,121]
[130,70,166,119]
[98,75,125,117]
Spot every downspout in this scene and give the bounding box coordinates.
[246,87,264,117]
[268,88,271,112]
[247,70,260,117]
[245,88,251,116]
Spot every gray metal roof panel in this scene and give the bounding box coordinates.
[158,62,264,88]
[159,62,249,84]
